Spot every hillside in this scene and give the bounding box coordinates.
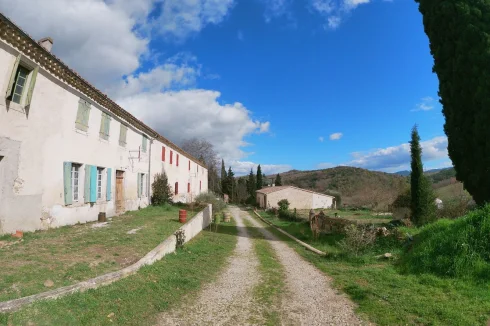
[273,166,408,209]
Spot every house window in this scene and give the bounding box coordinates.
[162,147,165,161]
[138,173,146,198]
[142,135,148,153]
[119,124,127,147]
[99,112,111,140]
[170,151,173,164]
[97,167,104,199]
[71,164,80,202]
[175,182,178,195]
[176,154,179,167]
[187,183,190,193]
[6,55,39,106]
[75,98,91,131]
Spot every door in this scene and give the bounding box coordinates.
[116,170,125,213]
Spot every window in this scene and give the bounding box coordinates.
[138,173,146,198]
[75,98,91,131]
[97,168,104,199]
[175,182,178,195]
[71,164,80,202]
[142,135,148,153]
[170,151,173,164]
[176,154,179,167]
[161,147,165,161]
[187,183,190,193]
[6,55,38,106]
[99,112,111,140]
[119,124,127,147]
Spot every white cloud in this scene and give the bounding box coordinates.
[345,136,448,172]
[229,161,292,176]
[329,132,343,140]
[319,136,325,142]
[261,0,293,22]
[309,0,370,30]
[412,96,436,112]
[327,16,342,29]
[343,0,370,10]
[154,0,235,40]
[237,30,244,41]
[117,89,270,163]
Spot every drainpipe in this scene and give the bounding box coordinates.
[147,138,154,204]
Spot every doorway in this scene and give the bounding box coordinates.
[116,170,125,214]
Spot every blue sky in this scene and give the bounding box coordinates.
[2,0,451,175]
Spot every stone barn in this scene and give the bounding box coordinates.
[256,186,335,210]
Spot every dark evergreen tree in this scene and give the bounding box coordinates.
[262,173,267,187]
[275,173,282,186]
[410,125,436,226]
[151,172,172,205]
[247,168,257,203]
[220,159,228,196]
[415,0,490,204]
[256,165,263,190]
[227,167,235,202]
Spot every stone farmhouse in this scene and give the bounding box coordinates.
[0,14,208,235]
[256,186,336,210]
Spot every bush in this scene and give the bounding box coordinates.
[195,191,226,213]
[338,224,376,257]
[277,199,290,212]
[151,172,172,205]
[436,197,475,220]
[399,204,490,280]
[392,188,411,209]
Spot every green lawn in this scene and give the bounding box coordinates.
[0,219,238,326]
[0,205,195,302]
[253,210,490,325]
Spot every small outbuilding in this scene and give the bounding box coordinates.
[256,186,335,210]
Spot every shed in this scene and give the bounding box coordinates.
[256,186,335,210]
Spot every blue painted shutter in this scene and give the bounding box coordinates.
[90,165,97,202]
[107,168,112,201]
[137,173,141,198]
[63,162,72,205]
[84,165,91,203]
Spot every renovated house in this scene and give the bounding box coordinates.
[256,186,335,210]
[0,14,208,234]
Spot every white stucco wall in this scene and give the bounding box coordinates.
[0,39,208,234]
[257,187,334,210]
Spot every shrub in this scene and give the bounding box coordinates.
[392,188,411,209]
[436,197,475,220]
[399,204,490,280]
[338,224,376,257]
[277,199,290,211]
[195,191,226,213]
[151,172,172,205]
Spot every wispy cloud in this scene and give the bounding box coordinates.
[237,30,244,41]
[412,96,436,112]
[329,132,343,140]
[309,0,371,30]
[230,161,293,176]
[319,136,325,142]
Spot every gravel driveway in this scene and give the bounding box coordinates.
[156,207,364,326]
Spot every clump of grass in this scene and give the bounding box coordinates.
[399,204,490,280]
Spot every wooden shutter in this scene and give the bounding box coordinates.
[63,162,72,205]
[25,66,38,107]
[175,182,178,195]
[84,165,91,203]
[76,99,90,131]
[119,125,127,146]
[90,165,97,202]
[188,161,190,171]
[188,183,190,193]
[162,147,165,161]
[170,151,173,164]
[137,173,141,198]
[6,55,21,98]
[176,154,179,166]
[105,115,111,139]
[107,168,112,201]
[99,113,106,139]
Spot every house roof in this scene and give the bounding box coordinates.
[0,13,206,168]
[256,186,335,198]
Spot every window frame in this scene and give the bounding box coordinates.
[6,55,39,107]
[71,164,81,202]
[97,167,104,200]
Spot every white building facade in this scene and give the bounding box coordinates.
[256,186,335,210]
[0,15,208,234]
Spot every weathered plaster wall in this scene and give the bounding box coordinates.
[312,193,334,209]
[0,38,208,234]
[257,187,335,210]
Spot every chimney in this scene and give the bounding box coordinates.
[38,37,53,52]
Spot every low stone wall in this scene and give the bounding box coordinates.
[0,204,212,313]
[321,217,357,234]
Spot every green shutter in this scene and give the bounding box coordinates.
[6,55,21,98]
[75,99,89,131]
[84,165,91,203]
[107,168,112,201]
[105,114,111,139]
[99,113,108,139]
[119,125,127,146]
[137,173,141,198]
[63,162,72,205]
[83,102,91,128]
[25,66,38,107]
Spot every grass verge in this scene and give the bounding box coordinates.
[0,205,189,302]
[0,218,238,326]
[242,218,285,325]
[251,210,490,325]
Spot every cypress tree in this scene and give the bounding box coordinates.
[262,173,267,187]
[220,159,227,196]
[415,0,490,204]
[227,167,235,201]
[410,125,436,226]
[256,165,263,190]
[247,168,256,202]
[275,174,282,186]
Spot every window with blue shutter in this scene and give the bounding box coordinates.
[63,162,72,205]
[90,165,97,202]
[107,168,112,201]
[84,165,91,203]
